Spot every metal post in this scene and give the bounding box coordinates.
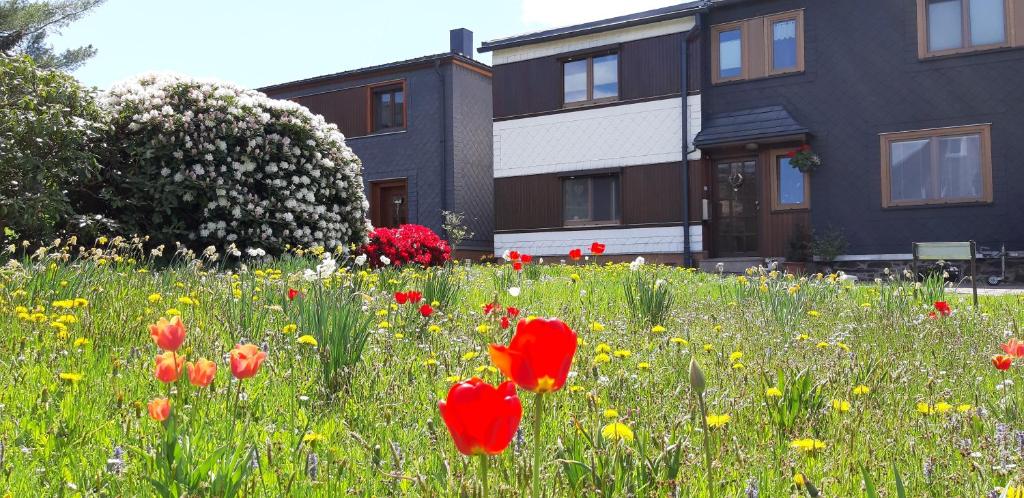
[970,240,978,308]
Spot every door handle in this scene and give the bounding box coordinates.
[755,200,760,212]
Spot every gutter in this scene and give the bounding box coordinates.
[681,12,704,268]
[434,60,448,239]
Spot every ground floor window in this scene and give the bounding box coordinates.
[880,124,992,207]
[563,174,620,226]
[770,150,810,211]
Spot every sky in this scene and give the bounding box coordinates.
[49,0,682,90]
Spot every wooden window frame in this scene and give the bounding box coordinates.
[369,178,409,227]
[765,10,806,76]
[367,80,407,133]
[879,124,993,208]
[561,52,620,108]
[711,21,748,84]
[561,173,622,227]
[769,149,811,212]
[917,0,1016,58]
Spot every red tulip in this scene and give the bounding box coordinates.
[230,343,267,379]
[407,291,422,303]
[395,292,409,305]
[933,301,951,317]
[590,242,605,255]
[500,316,510,329]
[1002,339,1024,358]
[483,302,500,315]
[420,303,434,317]
[438,378,522,456]
[287,288,301,300]
[993,354,1013,371]
[148,398,170,422]
[568,248,582,261]
[187,358,217,387]
[489,318,578,393]
[508,250,520,261]
[149,316,186,352]
[520,254,533,263]
[513,262,523,272]
[154,351,185,383]
[506,306,520,318]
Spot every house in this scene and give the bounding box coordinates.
[260,29,494,258]
[480,3,706,265]
[485,1,1024,276]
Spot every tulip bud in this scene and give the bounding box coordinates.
[689,358,706,395]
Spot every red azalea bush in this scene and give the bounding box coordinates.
[358,224,451,268]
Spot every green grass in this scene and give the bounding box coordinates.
[1,241,1023,497]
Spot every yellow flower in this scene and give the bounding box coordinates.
[603,409,619,419]
[934,401,953,414]
[731,362,745,370]
[422,358,438,367]
[957,404,973,413]
[836,342,850,352]
[729,351,743,363]
[613,349,631,358]
[569,385,585,393]
[1007,487,1024,498]
[807,310,820,317]
[59,372,83,384]
[670,337,688,345]
[376,309,388,317]
[302,432,325,444]
[797,334,809,341]
[427,324,442,334]
[297,335,318,346]
[703,343,714,352]
[394,333,405,339]
[595,343,612,354]
[147,293,162,303]
[651,325,667,333]
[706,414,731,428]
[815,341,829,349]
[593,353,611,364]
[637,362,651,370]
[281,324,298,334]
[461,351,480,361]
[475,323,490,333]
[165,308,181,316]
[601,422,634,442]
[474,365,498,374]
[445,375,461,383]
[790,438,826,452]
[793,473,806,487]
[766,387,783,398]
[916,402,933,415]
[73,337,90,347]
[378,320,391,329]
[852,385,871,395]
[590,322,605,332]
[831,399,850,412]
[177,296,196,306]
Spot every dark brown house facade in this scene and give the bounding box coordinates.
[261,29,495,257]
[483,0,1024,273]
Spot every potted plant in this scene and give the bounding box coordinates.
[787,144,822,173]
[811,226,848,273]
[784,224,813,274]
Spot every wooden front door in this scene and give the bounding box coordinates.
[371,179,408,228]
[713,159,760,257]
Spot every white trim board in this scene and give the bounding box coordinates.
[492,17,696,65]
[495,225,702,256]
[494,97,684,178]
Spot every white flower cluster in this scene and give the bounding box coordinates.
[101,73,372,252]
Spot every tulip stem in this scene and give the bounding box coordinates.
[697,393,714,498]
[478,455,489,497]
[531,393,545,498]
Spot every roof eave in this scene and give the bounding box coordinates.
[257,53,490,93]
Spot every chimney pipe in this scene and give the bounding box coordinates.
[450,28,473,59]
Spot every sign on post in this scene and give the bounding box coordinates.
[912,241,978,307]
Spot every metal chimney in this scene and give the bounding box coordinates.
[450,28,474,59]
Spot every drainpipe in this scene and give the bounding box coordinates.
[681,13,704,268]
[434,59,448,239]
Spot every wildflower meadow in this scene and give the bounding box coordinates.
[1,238,1023,497]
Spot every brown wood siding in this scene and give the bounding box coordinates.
[621,162,684,224]
[293,87,368,138]
[756,147,808,258]
[687,33,703,93]
[619,33,684,101]
[494,34,686,119]
[494,175,562,231]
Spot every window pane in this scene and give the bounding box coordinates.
[564,60,587,103]
[375,92,393,130]
[563,178,590,222]
[890,139,932,201]
[393,91,404,127]
[772,19,798,71]
[590,175,619,221]
[928,0,964,51]
[970,0,1006,45]
[777,157,805,205]
[592,54,618,99]
[719,29,742,78]
[937,134,982,199]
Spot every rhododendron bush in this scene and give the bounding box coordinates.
[93,74,371,252]
[358,224,451,268]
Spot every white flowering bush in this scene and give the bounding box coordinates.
[95,73,371,253]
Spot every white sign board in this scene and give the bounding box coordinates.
[915,242,973,261]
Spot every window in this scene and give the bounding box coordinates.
[712,10,804,84]
[562,53,618,106]
[371,83,405,132]
[918,0,1013,57]
[880,124,993,207]
[770,151,810,211]
[563,174,620,225]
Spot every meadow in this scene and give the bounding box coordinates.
[1,237,1023,497]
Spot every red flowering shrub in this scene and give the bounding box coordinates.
[358,224,451,268]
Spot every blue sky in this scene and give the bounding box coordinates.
[50,0,680,89]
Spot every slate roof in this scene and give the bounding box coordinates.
[257,52,490,93]
[692,106,809,147]
[479,1,707,53]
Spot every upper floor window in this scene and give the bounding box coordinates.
[712,10,804,84]
[879,124,993,207]
[371,83,405,132]
[563,173,620,225]
[563,53,618,107]
[919,0,1012,57]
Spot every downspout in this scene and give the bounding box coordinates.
[682,12,704,268]
[434,59,448,239]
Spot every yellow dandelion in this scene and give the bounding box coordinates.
[603,409,619,419]
[73,337,90,347]
[934,401,953,414]
[852,385,871,395]
[957,404,973,413]
[147,293,162,303]
[590,322,605,332]
[732,362,745,370]
[601,422,634,442]
[297,335,318,346]
[729,351,743,363]
[790,438,826,452]
[807,310,820,317]
[281,324,298,334]
[831,399,850,412]
[427,324,442,334]
[177,296,195,306]
[461,351,480,361]
[593,353,611,364]
[706,414,731,428]
[651,325,667,333]
[302,432,325,444]
[637,362,651,370]
[475,323,490,333]
[59,372,83,384]
[670,337,688,345]
[595,343,612,354]
[613,349,631,359]
[379,320,391,329]
[916,402,933,415]
[165,308,181,316]
[766,387,783,398]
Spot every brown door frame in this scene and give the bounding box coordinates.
[370,178,409,228]
[709,153,761,258]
